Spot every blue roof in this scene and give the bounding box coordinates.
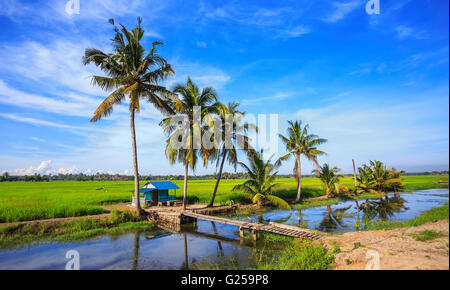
[143,181,180,190]
[128,181,179,193]
[128,188,155,193]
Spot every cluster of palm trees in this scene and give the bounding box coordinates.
[84,18,401,213]
[356,160,403,195]
[313,160,404,201]
[83,19,258,211]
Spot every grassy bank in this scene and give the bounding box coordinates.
[0,175,447,222]
[194,234,334,270]
[365,203,449,230]
[293,192,383,209]
[0,210,153,249]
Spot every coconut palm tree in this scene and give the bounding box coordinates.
[317,164,344,198]
[83,18,175,212]
[207,102,256,207]
[232,150,291,210]
[279,120,327,202]
[357,160,403,195]
[160,77,221,210]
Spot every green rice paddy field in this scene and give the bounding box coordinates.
[0,175,448,223]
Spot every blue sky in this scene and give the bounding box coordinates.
[0,0,448,176]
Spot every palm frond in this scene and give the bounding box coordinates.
[266,195,292,210]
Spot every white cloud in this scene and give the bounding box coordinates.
[395,25,427,40]
[31,137,45,142]
[204,5,309,39]
[322,1,361,23]
[242,92,293,105]
[274,25,311,39]
[395,25,413,39]
[196,41,207,47]
[166,60,231,90]
[4,160,52,175]
[2,160,131,176]
[0,41,105,96]
[277,93,449,173]
[0,81,95,118]
[0,0,153,25]
[0,113,77,129]
[0,78,162,123]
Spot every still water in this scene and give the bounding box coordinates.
[227,188,449,233]
[0,188,447,270]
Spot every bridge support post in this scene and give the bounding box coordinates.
[252,229,258,246]
[239,227,244,245]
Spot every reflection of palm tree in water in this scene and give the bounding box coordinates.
[211,222,224,257]
[181,233,189,270]
[317,205,351,232]
[355,200,362,230]
[361,195,406,221]
[271,211,293,225]
[132,231,140,270]
[298,209,303,227]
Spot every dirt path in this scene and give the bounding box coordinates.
[321,220,449,270]
[0,213,111,228]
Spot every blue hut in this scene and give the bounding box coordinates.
[131,181,179,206]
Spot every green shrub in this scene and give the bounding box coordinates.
[109,209,142,224]
[367,203,449,230]
[410,230,445,242]
[271,240,335,270]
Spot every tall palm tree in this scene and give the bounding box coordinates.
[161,77,221,210]
[82,18,175,212]
[232,150,291,210]
[207,102,256,207]
[279,120,327,203]
[317,163,344,198]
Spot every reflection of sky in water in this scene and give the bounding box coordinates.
[228,188,449,233]
[0,189,447,269]
[0,222,249,270]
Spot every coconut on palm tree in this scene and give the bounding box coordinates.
[207,102,256,207]
[279,120,327,203]
[232,150,291,210]
[82,18,175,212]
[160,77,221,210]
[317,163,344,198]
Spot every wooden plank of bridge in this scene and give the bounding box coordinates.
[181,211,321,240]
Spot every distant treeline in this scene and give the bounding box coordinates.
[0,171,448,182]
[0,171,249,182]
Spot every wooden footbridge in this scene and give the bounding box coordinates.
[181,211,321,241]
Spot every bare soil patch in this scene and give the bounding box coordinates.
[321,220,449,270]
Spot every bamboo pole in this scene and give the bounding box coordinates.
[352,159,358,195]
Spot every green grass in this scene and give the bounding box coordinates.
[410,230,445,242]
[0,209,153,249]
[293,192,385,209]
[0,175,447,222]
[194,234,334,270]
[366,203,449,230]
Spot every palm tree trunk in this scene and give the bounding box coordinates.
[208,150,227,207]
[183,161,188,210]
[130,109,141,212]
[295,154,302,203]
